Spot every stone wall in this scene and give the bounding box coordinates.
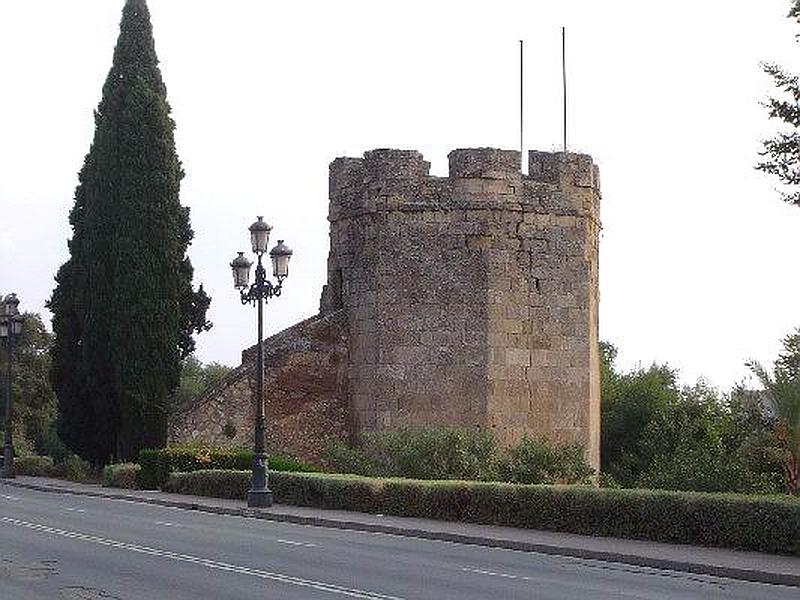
[324,148,601,469]
[169,311,349,463]
[171,147,601,471]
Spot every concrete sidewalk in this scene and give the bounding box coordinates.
[2,475,798,588]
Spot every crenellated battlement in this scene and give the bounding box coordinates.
[323,146,602,470]
[328,147,600,222]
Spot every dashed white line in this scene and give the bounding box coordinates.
[0,516,401,599]
[277,538,318,548]
[462,567,534,581]
[155,521,182,528]
[0,494,20,501]
[65,508,86,513]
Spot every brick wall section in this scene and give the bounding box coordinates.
[169,311,350,463]
[172,147,601,471]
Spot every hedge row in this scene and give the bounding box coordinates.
[164,469,800,556]
[14,455,55,477]
[13,454,93,482]
[102,463,141,489]
[137,446,317,490]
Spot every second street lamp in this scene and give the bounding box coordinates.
[231,216,293,508]
[1,293,24,479]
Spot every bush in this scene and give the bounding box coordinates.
[14,455,55,477]
[165,469,800,556]
[38,424,71,464]
[53,454,93,482]
[137,444,317,490]
[325,427,593,484]
[102,463,141,489]
[325,427,499,480]
[499,437,594,484]
[638,446,783,495]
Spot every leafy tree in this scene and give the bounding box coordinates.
[601,343,783,493]
[173,355,232,411]
[749,328,800,494]
[0,309,57,455]
[49,0,210,465]
[600,342,681,486]
[758,0,800,206]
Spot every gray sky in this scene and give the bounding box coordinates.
[1,0,798,391]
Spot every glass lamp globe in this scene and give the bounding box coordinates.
[248,216,272,254]
[4,293,19,317]
[269,240,293,279]
[230,252,253,289]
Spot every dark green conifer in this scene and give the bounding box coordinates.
[49,0,210,464]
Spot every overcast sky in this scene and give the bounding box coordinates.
[1,0,799,391]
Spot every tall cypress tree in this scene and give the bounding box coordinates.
[49,0,210,464]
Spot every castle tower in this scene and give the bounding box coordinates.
[323,148,601,469]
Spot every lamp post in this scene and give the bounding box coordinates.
[230,216,293,508]
[1,293,24,479]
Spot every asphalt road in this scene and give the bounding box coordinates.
[0,485,794,600]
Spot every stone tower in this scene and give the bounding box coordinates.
[321,148,601,468]
[170,147,601,470]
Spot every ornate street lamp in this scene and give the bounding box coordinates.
[1,293,24,479]
[231,217,292,508]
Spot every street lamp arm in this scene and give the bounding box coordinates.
[239,254,285,306]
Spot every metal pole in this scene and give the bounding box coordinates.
[248,253,272,508]
[519,39,524,169]
[562,26,567,154]
[2,335,14,479]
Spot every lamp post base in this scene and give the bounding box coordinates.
[248,452,273,508]
[247,489,273,508]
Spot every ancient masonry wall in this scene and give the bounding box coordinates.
[169,311,350,463]
[171,147,601,469]
[322,148,601,469]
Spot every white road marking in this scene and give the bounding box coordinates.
[0,516,402,600]
[277,538,318,548]
[0,494,20,501]
[65,508,85,513]
[155,521,182,528]
[462,567,534,581]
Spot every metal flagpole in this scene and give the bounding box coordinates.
[562,27,567,154]
[520,39,524,169]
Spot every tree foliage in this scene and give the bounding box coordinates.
[758,0,800,206]
[0,308,57,455]
[748,328,800,494]
[601,342,783,493]
[173,355,232,411]
[49,0,210,465]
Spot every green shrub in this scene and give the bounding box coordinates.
[14,455,55,477]
[638,446,783,495]
[54,454,93,482]
[499,437,594,484]
[102,463,141,489]
[165,469,800,556]
[164,469,251,499]
[325,428,593,484]
[137,444,317,490]
[325,427,499,480]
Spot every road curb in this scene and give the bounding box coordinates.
[3,478,798,588]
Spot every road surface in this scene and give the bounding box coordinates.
[0,485,793,599]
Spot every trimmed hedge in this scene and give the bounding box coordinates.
[137,445,317,490]
[164,469,800,556]
[102,463,141,489]
[14,455,55,477]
